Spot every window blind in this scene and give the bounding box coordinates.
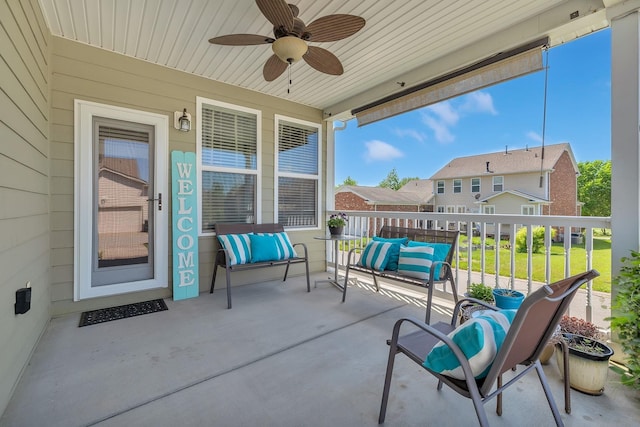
[201,105,257,170]
[199,102,258,231]
[278,177,317,227]
[278,121,318,175]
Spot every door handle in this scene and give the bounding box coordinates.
[147,193,162,211]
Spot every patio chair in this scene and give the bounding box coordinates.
[378,269,600,427]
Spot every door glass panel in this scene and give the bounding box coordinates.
[93,118,154,286]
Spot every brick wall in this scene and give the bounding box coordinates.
[335,191,428,235]
[543,151,578,216]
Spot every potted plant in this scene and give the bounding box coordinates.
[492,288,525,309]
[608,250,640,390]
[327,212,348,236]
[554,315,614,395]
[467,283,495,303]
[460,283,495,322]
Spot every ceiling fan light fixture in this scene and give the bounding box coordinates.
[272,36,308,63]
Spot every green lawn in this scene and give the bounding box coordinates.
[456,236,611,292]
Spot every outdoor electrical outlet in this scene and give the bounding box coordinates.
[15,287,31,315]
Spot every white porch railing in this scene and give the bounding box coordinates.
[326,210,611,326]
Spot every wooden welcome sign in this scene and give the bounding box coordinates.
[171,151,199,300]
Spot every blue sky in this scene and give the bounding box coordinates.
[335,29,611,186]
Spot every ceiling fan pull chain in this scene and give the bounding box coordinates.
[287,62,292,94]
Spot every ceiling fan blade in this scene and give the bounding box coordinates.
[305,15,366,42]
[263,54,288,81]
[208,34,274,46]
[303,46,343,76]
[256,0,294,33]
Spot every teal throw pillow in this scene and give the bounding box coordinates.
[217,233,252,265]
[407,241,451,279]
[255,231,297,259]
[249,234,281,263]
[373,236,408,271]
[423,309,516,379]
[397,245,434,280]
[358,241,393,271]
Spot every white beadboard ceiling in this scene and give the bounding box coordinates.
[37,0,615,117]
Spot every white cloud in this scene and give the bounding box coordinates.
[461,91,497,115]
[422,115,455,143]
[394,128,427,143]
[527,131,543,142]
[364,140,404,162]
[426,101,459,126]
[419,92,497,144]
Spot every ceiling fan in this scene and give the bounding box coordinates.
[208,0,366,82]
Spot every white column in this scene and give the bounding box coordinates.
[610,9,640,278]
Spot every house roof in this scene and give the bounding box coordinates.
[100,157,147,185]
[37,0,617,117]
[336,185,429,205]
[398,179,434,204]
[430,143,576,180]
[478,189,550,204]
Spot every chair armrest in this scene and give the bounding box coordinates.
[216,247,232,268]
[389,317,478,382]
[346,247,360,266]
[292,242,308,259]
[429,260,452,282]
[452,298,499,326]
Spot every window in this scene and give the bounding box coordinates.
[471,177,480,193]
[457,205,466,213]
[275,115,321,229]
[446,205,456,213]
[437,180,445,194]
[493,176,503,192]
[197,97,261,234]
[483,205,495,214]
[453,179,462,193]
[436,206,445,213]
[522,205,535,215]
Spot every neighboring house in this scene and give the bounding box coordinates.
[430,143,580,237]
[335,181,433,234]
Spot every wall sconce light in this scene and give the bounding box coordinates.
[174,108,191,132]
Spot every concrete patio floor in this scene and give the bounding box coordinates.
[1,273,638,427]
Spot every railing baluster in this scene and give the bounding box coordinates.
[325,210,610,324]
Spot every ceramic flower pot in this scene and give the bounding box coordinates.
[329,226,344,236]
[492,289,525,309]
[555,333,614,395]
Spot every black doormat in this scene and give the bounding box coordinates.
[78,299,168,327]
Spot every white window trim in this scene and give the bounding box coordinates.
[274,114,322,231]
[521,204,536,215]
[483,205,496,214]
[453,179,462,193]
[73,99,169,300]
[436,180,445,194]
[436,205,445,213]
[471,177,481,193]
[492,176,504,192]
[196,96,262,236]
[456,205,466,213]
[446,205,456,213]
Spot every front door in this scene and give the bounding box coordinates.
[75,101,168,300]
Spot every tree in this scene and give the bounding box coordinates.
[338,176,357,187]
[379,168,419,190]
[577,160,611,217]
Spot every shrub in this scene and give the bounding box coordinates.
[609,250,640,390]
[515,226,552,253]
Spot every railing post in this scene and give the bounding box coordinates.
[585,227,594,322]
